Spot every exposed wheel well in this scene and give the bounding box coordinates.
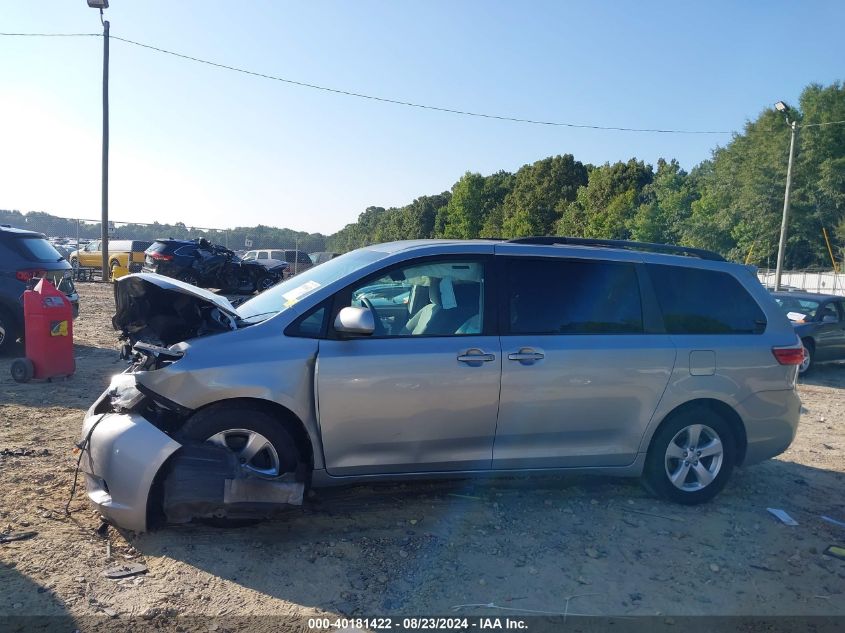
[801,337,815,351]
[145,397,315,530]
[651,398,748,466]
[193,397,315,469]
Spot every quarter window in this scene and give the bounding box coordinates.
[504,258,643,334]
[647,265,766,334]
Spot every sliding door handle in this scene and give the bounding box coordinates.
[457,349,496,363]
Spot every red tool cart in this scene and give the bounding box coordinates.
[10,278,75,383]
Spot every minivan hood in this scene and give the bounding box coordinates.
[113,273,239,347]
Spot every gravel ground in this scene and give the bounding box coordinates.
[1,281,844,631]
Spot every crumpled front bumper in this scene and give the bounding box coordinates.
[81,406,181,532]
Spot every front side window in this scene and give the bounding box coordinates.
[344,259,485,337]
[257,252,268,260]
[504,258,643,335]
[270,250,285,260]
[648,265,766,334]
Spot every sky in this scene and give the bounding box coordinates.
[1,1,843,235]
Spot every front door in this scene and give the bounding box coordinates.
[317,257,500,476]
[493,256,675,469]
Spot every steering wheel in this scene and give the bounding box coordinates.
[359,296,386,335]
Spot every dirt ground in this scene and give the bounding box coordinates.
[1,281,844,631]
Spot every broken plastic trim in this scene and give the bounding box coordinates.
[135,383,193,417]
[162,443,304,524]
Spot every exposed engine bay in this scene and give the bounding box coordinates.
[113,273,240,351]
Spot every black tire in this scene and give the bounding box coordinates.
[177,271,199,286]
[0,307,20,355]
[255,275,278,293]
[799,338,814,375]
[642,406,736,505]
[11,358,34,383]
[177,404,301,478]
[109,260,120,281]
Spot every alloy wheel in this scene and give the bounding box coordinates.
[799,345,811,374]
[664,423,724,492]
[206,428,281,477]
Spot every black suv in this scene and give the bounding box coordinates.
[0,226,80,353]
[142,239,201,279]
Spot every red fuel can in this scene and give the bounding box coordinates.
[10,278,75,382]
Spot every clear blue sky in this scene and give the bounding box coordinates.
[1,1,843,234]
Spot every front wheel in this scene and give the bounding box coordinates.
[642,407,736,504]
[255,274,279,293]
[177,405,301,479]
[0,308,19,355]
[109,260,120,281]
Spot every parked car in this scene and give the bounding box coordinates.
[143,238,287,293]
[309,251,340,266]
[82,237,802,532]
[69,239,152,279]
[772,291,845,374]
[0,226,79,353]
[242,249,313,276]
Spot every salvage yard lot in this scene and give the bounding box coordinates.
[1,282,844,629]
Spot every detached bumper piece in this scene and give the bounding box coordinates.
[162,444,304,525]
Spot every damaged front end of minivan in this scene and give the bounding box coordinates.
[80,274,305,532]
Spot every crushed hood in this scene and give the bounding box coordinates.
[113,273,240,347]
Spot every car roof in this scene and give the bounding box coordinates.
[0,225,46,238]
[772,291,842,301]
[372,238,730,267]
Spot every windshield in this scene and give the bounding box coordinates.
[236,248,387,320]
[773,296,821,322]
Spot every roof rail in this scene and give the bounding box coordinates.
[506,236,725,261]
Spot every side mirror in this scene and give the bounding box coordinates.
[334,306,375,336]
[822,314,838,324]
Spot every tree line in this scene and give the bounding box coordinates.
[3,82,843,268]
[327,82,845,269]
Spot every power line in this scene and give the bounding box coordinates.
[0,30,731,135]
[109,35,733,135]
[0,32,99,37]
[6,31,845,134]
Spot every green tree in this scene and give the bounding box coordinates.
[502,155,588,237]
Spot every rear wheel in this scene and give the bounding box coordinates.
[109,260,120,281]
[642,406,736,504]
[178,271,199,286]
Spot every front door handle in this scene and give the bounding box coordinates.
[457,348,496,363]
[508,349,545,362]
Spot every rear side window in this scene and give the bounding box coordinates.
[147,242,171,254]
[297,252,312,264]
[257,252,268,260]
[174,245,198,256]
[10,236,63,263]
[504,258,643,334]
[647,264,766,334]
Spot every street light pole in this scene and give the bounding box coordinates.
[774,102,797,292]
[100,13,110,279]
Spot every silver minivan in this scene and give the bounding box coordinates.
[81,238,802,532]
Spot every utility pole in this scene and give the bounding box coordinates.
[774,101,797,292]
[100,13,110,279]
[88,1,110,279]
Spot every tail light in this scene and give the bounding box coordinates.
[772,346,804,366]
[16,269,47,282]
[148,252,173,261]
